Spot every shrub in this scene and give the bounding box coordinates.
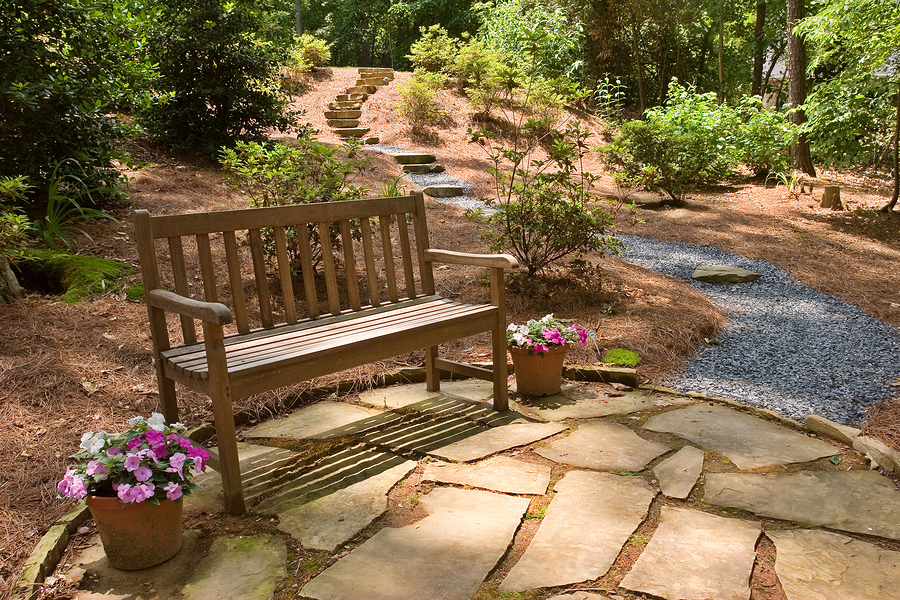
[395,71,451,131]
[407,25,459,73]
[290,34,331,70]
[734,96,798,176]
[453,37,509,90]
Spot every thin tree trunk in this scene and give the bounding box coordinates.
[763,41,785,97]
[630,11,646,113]
[717,7,725,104]
[294,0,302,36]
[751,0,766,96]
[787,0,816,177]
[881,78,900,212]
[696,22,713,89]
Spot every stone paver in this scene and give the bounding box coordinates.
[643,404,836,469]
[301,487,530,600]
[652,445,704,499]
[619,506,760,600]
[423,456,552,495]
[275,456,416,552]
[428,421,567,461]
[704,470,900,540]
[246,402,389,440]
[501,471,656,591]
[535,421,670,471]
[692,265,761,283]
[546,594,609,600]
[769,529,900,600]
[356,385,441,409]
[517,386,691,421]
[182,534,286,600]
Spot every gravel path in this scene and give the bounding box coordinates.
[618,234,900,425]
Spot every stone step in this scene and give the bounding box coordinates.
[423,185,464,198]
[359,68,394,77]
[346,85,377,95]
[335,127,371,138]
[335,93,368,102]
[328,101,363,110]
[323,110,361,120]
[363,137,380,145]
[327,119,361,128]
[402,164,445,174]
[356,78,390,87]
[389,153,436,164]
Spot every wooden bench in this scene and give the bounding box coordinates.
[133,191,517,514]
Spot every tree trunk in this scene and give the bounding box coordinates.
[882,78,900,212]
[0,255,24,303]
[695,22,713,89]
[751,1,766,96]
[762,41,785,100]
[821,186,842,210]
[294,0,302,36]
[630,11,646,113]
[787,0,816,177]
[717,6,725,104]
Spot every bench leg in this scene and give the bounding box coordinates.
[157,369,179,425]
[492,324,509,411]
[425,345,440,392]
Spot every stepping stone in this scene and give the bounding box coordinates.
[854,435,900,474]
[546,594,610,600]
[335,93,368,102]
[692,264,761,284]
[769,529,900,600]
[334,127,370,138]
[301,487,530,600]
[254,447,413,515]
[643,404,836,469]
[703,470,900,540]
[388,152,436,164]
[357,381,495,410]
[402,163,444,174]
[328,101,362,110]
[423,456,552,495]
[182,534,286,600]
[274,455,415,552]
[428,421,568,462]
[356,78,389,86]
[501,471,655,591]
[246,401,389,441]
[518,386,691,421]
[323,110,361,119]
[424,185,464,198]
[327,119,360,128]
[805,413,860,444]
[535,421,670,472]
[363,137,379,144]
[619,506,760,600]
[346,85,377,94]
[652,445,704,499]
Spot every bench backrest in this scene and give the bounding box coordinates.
[134,192,436,344]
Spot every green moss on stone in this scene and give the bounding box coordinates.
[603,347,642,367]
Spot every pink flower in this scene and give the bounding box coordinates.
[534,343,549,355]
[125,436,142,450]
[106,446,122,457]
[144,429,164,445]
[152,443,169,460]
[132,483,155,503]
[123,453,142,472]
[117,483,134,502]
[544,328,565,346]
[164,482,183,501]
[86,460,109,478]
[167,452,186,479]
[187,446,209,472]
[133,466,153,482]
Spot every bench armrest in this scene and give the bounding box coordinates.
[147,289,233,326]
[424,249,519,270]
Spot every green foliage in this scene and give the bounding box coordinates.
[594,75,626,122]
[125,283,145,302]
[453,37,509,90]
[406,25,459,73]
[17,249,131,303]
[603,348,641,367]
[289,34,332,71]
[0,177,33,259]
[142,0,296,155]
[734,96,798,176]
[395,71,451,131]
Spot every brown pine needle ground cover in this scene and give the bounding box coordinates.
[2,67,898,597]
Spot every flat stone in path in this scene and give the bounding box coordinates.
[517,386,691,420]
[692,264,761,284]
[769,529,900,600]
[535,421,670,472]
[301,487,530,600]
[501,471,656,591]
[704,470,900,540]
[355,381,494,410]
[423,456,552,495]
[388,152,436,164]
[275,456,416,552]
[652,445,704,499]
[429,421,568,462]
[246,401,388,441]
[424,185,465,198]
[182,534,287,600]
[546,594,610,600]
[619,506,760,600]
[643,404,836,469]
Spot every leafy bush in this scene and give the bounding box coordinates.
[395,72,451,131]
[0,177,32,256]
[453,37,509,90]
[289,34,331,70]
[406,25,459,73]
[734,96,798,176]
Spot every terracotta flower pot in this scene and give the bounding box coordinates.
[85,495,183,570]
[509,345,567,396]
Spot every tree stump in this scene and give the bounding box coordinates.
[821,186,843,210]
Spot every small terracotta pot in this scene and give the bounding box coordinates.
[509,345,567,396]
[85,495,183,570]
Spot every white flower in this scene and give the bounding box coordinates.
[507,323,518,331]
[147,413,166,431]
[512,332,528,345]
[127,416,146,426]
[80,431,107,455]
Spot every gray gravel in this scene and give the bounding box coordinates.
[617,234,900,425]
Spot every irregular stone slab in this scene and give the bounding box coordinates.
[770,529,900,600]
[301,487,529,600]
[643,404,836,469]
[805,413,860,444]
[275,456,415,552]
[355,381,494,411]
[345,85,377,94]
[854,435,900,474]
[323,110,361,119]
[517,385,690,421]
[363,136,379,145]
[428,421,568,462]
[388,152,436,164]
[326,119,360,128]
[653,445,704,499]
[423,456,551,495]
[334,127,370,138]
[424,185,464,198]
[619,506,759,600]
[327,101,362,110]
[182,534,286,600]
[72,531,201,600]
[546,594,609,600]
[704,470,900,540]
[692,264,761,284]
[501,472,655,591]
[247,401,389,441]
[535,421,669,472]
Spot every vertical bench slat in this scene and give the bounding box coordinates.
[248,228,274,329]
[359,218,381,307]
[340,220,362,310]
[273,226,298,324]
[397,214,417,299]
[168,236,197,344]
[413,191,436,295]
[296,224,319,319]
[379,215,399,303]
[318,222,342,316]
[223,231,250,334]
[196,234,219,303]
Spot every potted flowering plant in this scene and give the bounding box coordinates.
[58,413,209,570]
[507,314,590,396]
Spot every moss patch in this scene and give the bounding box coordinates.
[603,347,642,367]
[16,249,132,303]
